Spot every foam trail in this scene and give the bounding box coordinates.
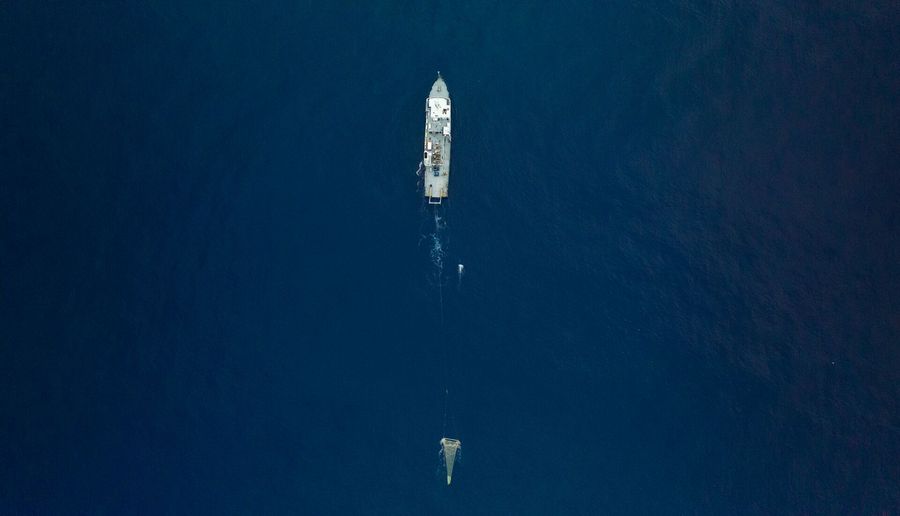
[430,210,446,270]
[431,209,445,324]
[431,233,444,270]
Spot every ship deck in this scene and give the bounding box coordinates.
[423,136,451,203]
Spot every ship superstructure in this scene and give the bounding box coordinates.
[423,73,451,204]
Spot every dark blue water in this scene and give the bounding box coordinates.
[3,2,899,514]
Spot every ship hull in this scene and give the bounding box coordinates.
[423,74,451,204]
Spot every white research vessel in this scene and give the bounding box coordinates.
[423,73,451,204]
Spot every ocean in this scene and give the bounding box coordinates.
[2,1,899,514]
